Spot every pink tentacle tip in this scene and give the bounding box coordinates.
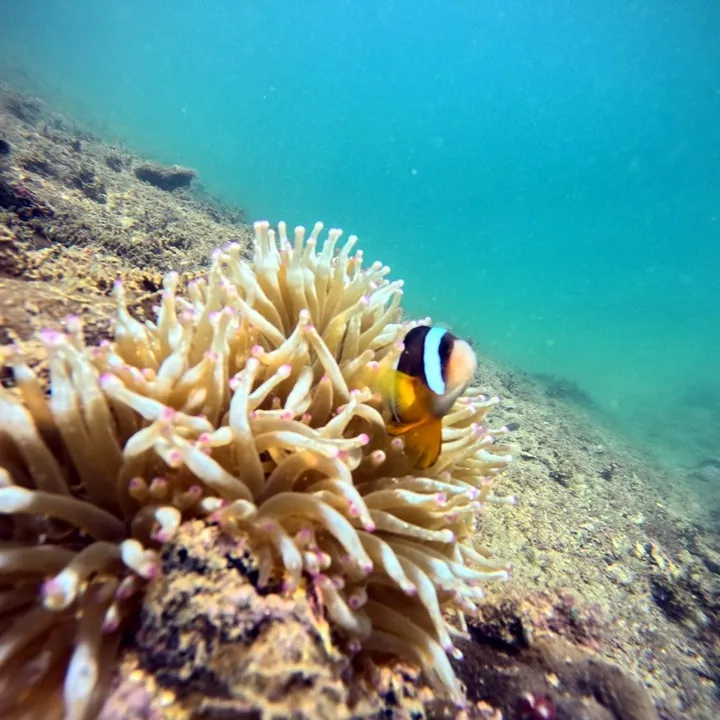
[403,583,417,596]
[99,373,117,389]
[435,492,448,505]
[347,638,362,654]
[364,522,376,533]
[38,328,65,346]
[348,596,362,610]
[347,502,360,518]
[361,561,373,575]
[167,449,184,468]
[152,529,172,543]
[116,581,135,600]
[282,578,299,594]
[160,406,177,421]
[103,617,120,634]
[357,433,370,446]
[143,563,161,581]
[41,577,60,599]
[280,409,294,421]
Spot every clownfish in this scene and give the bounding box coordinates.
[375,325,478,470]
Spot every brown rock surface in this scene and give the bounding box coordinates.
[100,521,428,720]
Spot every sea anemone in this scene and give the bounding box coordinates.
[0,220,515,718]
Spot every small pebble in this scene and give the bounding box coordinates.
[607,562,634,586]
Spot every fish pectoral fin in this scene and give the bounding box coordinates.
[401,416,443,470]
[386,417,429,437]
[373,369,425,422]
[391,371,419,416]
[391,371,435,424]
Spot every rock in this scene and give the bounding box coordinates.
[692,464,720,484]
[0,139,10,155]
[2,91,42,125]
[650,574,692,621]
[452,628,659,720]
[105,153,125,172]
[693,537,720,575]
[134,162,197,191]
[0,226,28,277]
[0,179,54,219]
[100,521,427,720]
[70,165,107,203]
[606,562,634,587]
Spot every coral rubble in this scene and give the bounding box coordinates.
[0,220,514,718]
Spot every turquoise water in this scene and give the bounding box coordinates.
[2,1,719,471]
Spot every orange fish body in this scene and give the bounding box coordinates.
[376,326,477,470]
